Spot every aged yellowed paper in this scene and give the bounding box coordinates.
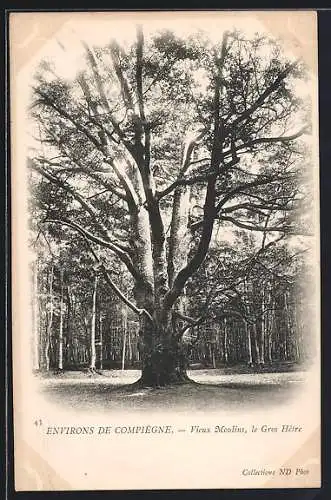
[11,10,320,490]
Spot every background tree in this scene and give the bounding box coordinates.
[29,26,312,386]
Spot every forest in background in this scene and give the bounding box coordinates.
[30,228,314,373]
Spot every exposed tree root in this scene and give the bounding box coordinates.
[86,367,103,376]
[53,368,65,376]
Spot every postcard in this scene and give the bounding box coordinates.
[10,10,320,490]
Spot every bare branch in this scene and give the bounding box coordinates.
[190,174,288,231]
[220,202,292,214]
[135,26,146,124]
[34,88,103,150]
[44,218,146,285]
[236,126,309,152]
[225,60,299,133]
[81,40,123,116]
[156,156,239,201]
[216,175,291,213]
[44,218,130,253]
[219,215,288,232]
[80,233,154,324]
[174,311,204,326]
[109,40,135,112]
[31,161,147,281]
[80,40,142,165]
[163,32,231,310]
[37,156,128,202]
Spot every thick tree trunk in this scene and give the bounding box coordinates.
[167,186,191,286]
[140,344,190,386]
[138,314,190,387]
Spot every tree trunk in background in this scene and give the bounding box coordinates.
[45,266,54,371]
[210,343,216,368]
[293,304,302,361]
[90,273,98,371]
[66,285,74,367]
[223,318,229,365]
[128,326,133,366]
[284,290,293,361]
[121,304,128,370]
[260,287,265,365]
[246,321,253,366]
[251,323,261,365]
[32,260,40,371]
[58,268,64,370]
[282,293,288,361]
[99,316,103,369]
[266,291,274,363]
[121,328,127,371]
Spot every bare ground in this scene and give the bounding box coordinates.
[36,368,306,414]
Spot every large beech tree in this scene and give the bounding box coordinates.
[29,26,310,386]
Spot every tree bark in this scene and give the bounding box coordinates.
[121,304,128,370]
[223,318,229,365]
[45,266,54,371]
[284,290,292,360]
[138,309,190,387]
[90,274,98,371]
[121,328,127,371]
[245,321,253,366]
[211,343,216,368]
[32,260,40,371]
[99,316,103,369]
[58,268,64,370]
[128,326,133,365]
[266,293,274,364]
[260,284,266,365]
[251,323,261,365]
[167,186,191,287]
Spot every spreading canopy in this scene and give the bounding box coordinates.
[29,26,311,339]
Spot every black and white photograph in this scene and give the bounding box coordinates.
[10,10,320,490]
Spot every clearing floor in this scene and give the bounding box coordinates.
[37,368,306,414]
